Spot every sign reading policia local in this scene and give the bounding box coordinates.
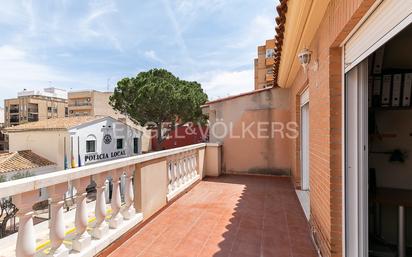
[84,150,126,163]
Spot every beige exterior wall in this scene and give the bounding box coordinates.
[8,130,69,170]
[206,87,291,175]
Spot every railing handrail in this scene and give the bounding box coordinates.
[0,143,207,198]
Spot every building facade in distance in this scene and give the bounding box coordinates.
[68,90,151,152]
[4,87,68,127]
[5,116,142,170]
[254,39,275,90]
[68,90,116,117]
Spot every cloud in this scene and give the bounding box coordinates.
[188,69,254,100]
[0,45,106,106]
[144,50,165,64]
[227,15,274,49]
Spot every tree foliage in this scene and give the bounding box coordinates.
[110,69,208,149]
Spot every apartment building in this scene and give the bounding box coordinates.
[254,39,275,90]
[68,90,118,117]
[4,87,68,128]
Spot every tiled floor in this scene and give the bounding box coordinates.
[107,175,317,257]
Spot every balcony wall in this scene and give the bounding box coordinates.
[0,143,221,257]
[204,88,291,175]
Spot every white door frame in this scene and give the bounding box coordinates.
[300,97,310,191]
[344,60,369,257]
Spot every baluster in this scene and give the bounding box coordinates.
[92,172,109,239]
[109,169,123,228]
[14,191,38,257]
[122,165,136,219]
[72,177,91,252]
[189,155,194,179]
[179,157,184,186]
[182,158,187,183]
[167,161,173,193]
[173,160,179,189]
[47,183,69,257]
[193,153,198,176]
[186,155,191,181]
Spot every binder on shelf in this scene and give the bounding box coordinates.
[403,73,412,107]
[373,47,385,75]
[381,74,391,107]
[391,74,402,107]
[373,76,382,107]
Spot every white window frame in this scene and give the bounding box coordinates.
[344,59,369,257]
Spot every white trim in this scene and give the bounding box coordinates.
[344,60,369,257]
[300,88,310,106]
[0,143,208,198]
[344,0,412,72]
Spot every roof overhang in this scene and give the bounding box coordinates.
[277,0,330,88]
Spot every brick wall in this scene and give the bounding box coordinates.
[287,0,376,256]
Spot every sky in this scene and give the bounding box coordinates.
[0,0,278,107]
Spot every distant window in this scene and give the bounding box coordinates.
[86,140,96,153]
[266,48,275,58]
[133,138,139,154]
[116,138,123,149]
[47,107,52,112]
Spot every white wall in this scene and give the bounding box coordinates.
[69,117,142,166]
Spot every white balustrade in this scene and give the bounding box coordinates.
[0,143,207,257]
[166,149,201,200]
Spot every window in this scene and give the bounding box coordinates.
[265,48,275,58]
[133,138,139,154]
[86,140,96,153]
[116,138,123,149]
[47,107,52,112]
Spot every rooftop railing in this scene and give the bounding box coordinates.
[0,143,221,257]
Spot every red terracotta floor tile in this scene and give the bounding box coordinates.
[107,175,316,257]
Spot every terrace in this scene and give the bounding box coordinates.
[0,143,316,257]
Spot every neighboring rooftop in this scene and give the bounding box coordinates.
[0,150,55,174]
[16,87,68,100]
[4,116,103,132]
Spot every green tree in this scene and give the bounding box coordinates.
[110,69,208,150]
